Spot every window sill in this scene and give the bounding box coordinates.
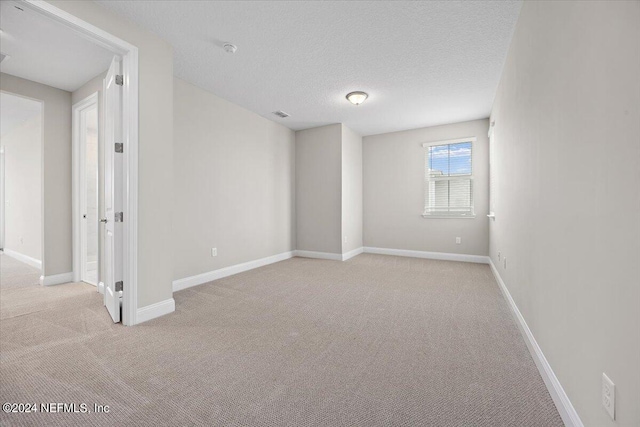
[421,214,476,219]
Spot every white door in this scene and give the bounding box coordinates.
[103,57,123,323]
[78,102,99,285]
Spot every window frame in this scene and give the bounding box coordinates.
[421,137,477,219]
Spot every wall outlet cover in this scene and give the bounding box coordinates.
[602,373,615,420]
[211,248,217,257]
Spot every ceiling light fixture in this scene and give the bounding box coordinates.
[346,91,368,105]
[223,43,237,54]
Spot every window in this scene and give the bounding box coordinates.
[422,137,476,218]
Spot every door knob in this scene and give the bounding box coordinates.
[100,218,108,223]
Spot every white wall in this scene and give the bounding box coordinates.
[173,78,295,280]
[1,73,72,277]
[363,119,489,256]
[490,1,639,426]
[341,125,363,254]
[50,0,174,309]
[295,124,343,255]
[1,114,42,263]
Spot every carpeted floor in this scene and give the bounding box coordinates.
[0,252,41,289]
[0,254,563,426]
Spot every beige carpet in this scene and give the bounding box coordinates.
[0,252,41,289]
[0,254,563,426]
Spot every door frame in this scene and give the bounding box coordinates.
[72,92,99,287]
[22,0,140,325]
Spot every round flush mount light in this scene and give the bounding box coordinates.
[223,43,237,54]
[346,91,368,105]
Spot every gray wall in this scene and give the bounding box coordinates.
[490,1,639,426]
[52,0,175,309]
[173,78,295,280]
[71,72,106,106]
[0,73,72,277]
[0,114,42,262]
[341,125,363,254]
[295,124,343,255]
[363,119,489,256]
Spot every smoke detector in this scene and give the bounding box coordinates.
[272,111,290,118]
[223,43,237,54]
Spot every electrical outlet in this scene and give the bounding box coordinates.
[455,237,461,244]
[343,236,348,243]
[211,248,217,257]
[503,257,507,269]
[602,373,615,420]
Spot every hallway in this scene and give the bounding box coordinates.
[0,252,40,289]
[0,252,98,320]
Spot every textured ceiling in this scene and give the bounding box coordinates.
[0,1,114,92]
[98,1,522,136]
[0,92,41,137]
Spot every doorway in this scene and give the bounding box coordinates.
[1,1,140,324]
[0,91,43,288]
[73,93,99,286]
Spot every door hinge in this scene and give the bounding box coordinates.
[115,142,123,153]
[115,212,123,222]
[115,75,124,86]
[115,281,123,292]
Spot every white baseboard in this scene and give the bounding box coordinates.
[136,298,175,324]
[173,250,295,292]
[40,272,74,286]
[489,260,583,427]
[294,248,364,261]
[294,250,342,261]
[3,249,42,269]
[363,246,490,264]
[342,247,364,261]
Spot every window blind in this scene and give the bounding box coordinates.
[423,139,475,217]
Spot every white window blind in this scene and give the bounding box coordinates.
[422,138,475,217]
